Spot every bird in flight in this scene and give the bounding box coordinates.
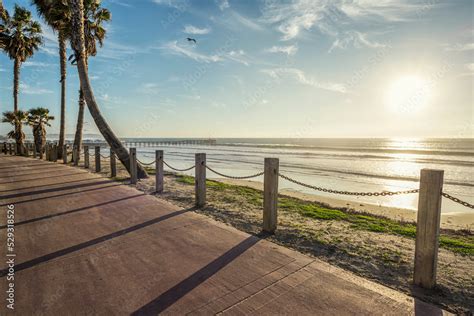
[186,37,197,44]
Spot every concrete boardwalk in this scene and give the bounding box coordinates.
[0,155,448,315]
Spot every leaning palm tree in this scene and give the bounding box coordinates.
[2,110,29,154]
[28,107,54,159]
[1,5,42,154]
[68,0,148,178]
[71,0,110,153]
[32,0,69,159]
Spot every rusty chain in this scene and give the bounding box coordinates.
[441,192,474,209]
[278,173,419,196]
[163,160,195,172]
[137,158,156,166]
[206,165,264,180]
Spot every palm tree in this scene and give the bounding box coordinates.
[28,107,54,159]
[32,0,69,159]
[2,110,29,154]
[1,5,42,154]
[68,0,148,178]
[72,0,110,153]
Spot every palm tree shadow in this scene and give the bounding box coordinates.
[132,236,260,315]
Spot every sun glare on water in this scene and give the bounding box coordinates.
[386,75,431,113]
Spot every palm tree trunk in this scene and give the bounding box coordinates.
[13,57,24,154]
[58,32,67,158]
[73,88,85,151]
[13,57,19,112]
[33,125,43,159]
[68,0,148,178]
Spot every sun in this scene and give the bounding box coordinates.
[386,75,431,113]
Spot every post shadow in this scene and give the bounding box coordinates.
[132,236,260,315]
[0,179,116,200]
[0,172,87,185]
[0,183,122,207]
[0,207,195,277]
[0,193,145,229]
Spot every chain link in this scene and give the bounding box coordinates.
[137,158,156,166]
[442,192,474,209]
[100,154,110,159]
[278,173,419,196]
[163,160,195,172]
[206,165,264,179]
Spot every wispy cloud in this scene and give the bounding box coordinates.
[23,61,56,68]
[226,50,250,66]
[137,83,160,95]
[161,41,222,63]
[260,0,437,44]
[444,43,474,52]
[104,0,134,8]
[20,83,53,95]
[216,0,230,11]
[151,0,187,9]
[265,45,298,56]
[232,12,264,31]
[261,68,346,93]
[328,31,386,53]
[183,25,211,35]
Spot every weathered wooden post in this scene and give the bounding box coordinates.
[84,146,89,168]
[32,143,37,158]
[24,143,30,157]
[130,148,137,184]
[62,145,68,164]
[95,146,101,172]
[52,145,58,162]
[8,143,12,155]
[45,144,50,161]
[414,169,444,289]
[195,153,206,207]
[2,142,5,154]
[73,145,79,166]
[156,150,164,193]
[263,158,279,233]
[110,149,116,177]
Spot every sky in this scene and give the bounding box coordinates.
[0,0,473,138]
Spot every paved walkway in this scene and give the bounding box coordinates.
[0,155,449,315]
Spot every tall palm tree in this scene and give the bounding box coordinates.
[1,5,42,154]
[28,107,54,159]
[72,0,110,152]
[32,0,69,159]
[2,110,29,154]
[68,0,148,178]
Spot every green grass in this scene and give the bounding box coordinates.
[173,174,474,256]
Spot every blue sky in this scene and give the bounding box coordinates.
[1,0,473,138]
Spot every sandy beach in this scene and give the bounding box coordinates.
[219,178,474,231]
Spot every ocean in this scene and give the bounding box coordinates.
[98,138,474,214]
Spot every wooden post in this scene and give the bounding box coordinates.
[24,143,30,157]
[156,150,164,193]
[72,146,78,166]
[32,143,37,159]
[110,149,116,177]
[195,153,206,207]
[263,158,279,233]
[95,146,101,172]
[84,146,89,168]
[2,142,5,154]
[414,169,444,289]
[62,145,68,164]
[130,148,137,184]
[45,144,50,161]
[52,145,58,162]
